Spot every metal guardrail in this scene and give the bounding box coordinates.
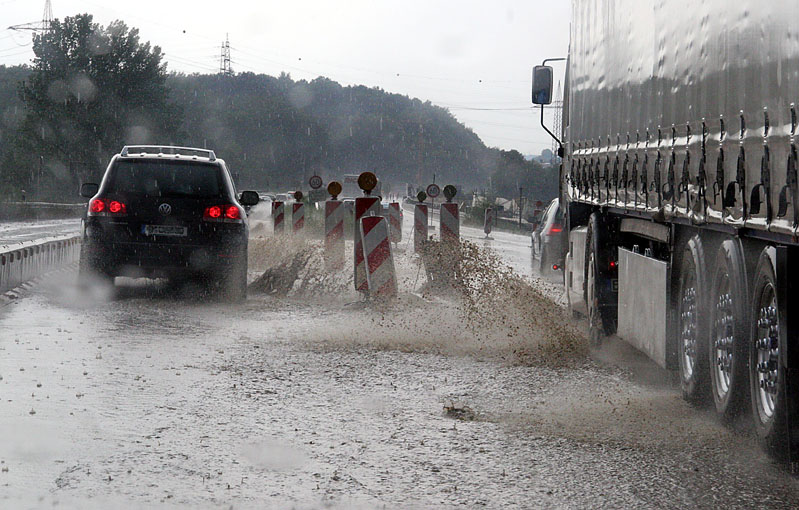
[0,235,81,294]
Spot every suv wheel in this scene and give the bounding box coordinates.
[216,251,248,303]
[78,248,114,289]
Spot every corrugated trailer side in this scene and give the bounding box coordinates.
[544,0,799,466]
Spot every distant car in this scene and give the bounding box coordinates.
[252,193,273,215]
[531,198,566,274]
[77,145,260,300]
[381,201,403,221]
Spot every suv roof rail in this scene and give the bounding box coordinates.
[120,145,216,161]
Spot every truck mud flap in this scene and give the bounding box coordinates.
[617,247,670,369]
[776,246,799,472]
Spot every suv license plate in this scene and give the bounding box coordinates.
[142,225,187,237]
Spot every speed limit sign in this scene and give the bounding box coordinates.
[309,175,323,190]
[426,183,440,198]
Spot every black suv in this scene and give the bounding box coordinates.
[78,145,259,300]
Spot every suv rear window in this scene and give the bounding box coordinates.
[108,160,222,198]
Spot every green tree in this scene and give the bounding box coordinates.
[0,65,30,199]
[489,149,559,202]
[10,14,181,198]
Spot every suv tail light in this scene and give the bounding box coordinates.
[545,223,563,235]
[89,198,127,216]
[204,204,243,223]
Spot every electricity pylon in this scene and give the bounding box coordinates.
[219,34,234,76]
[551,80,563,157]
[8,0,54,33]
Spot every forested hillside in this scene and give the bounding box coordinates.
[0,14,557,202]
[166,72,498,191]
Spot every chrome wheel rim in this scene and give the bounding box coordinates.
[712,274,734,398]
[679,273,698,382]
[755,285,779,422]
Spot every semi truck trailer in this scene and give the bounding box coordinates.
[534,0,799,463]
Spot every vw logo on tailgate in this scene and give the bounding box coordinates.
[158,203,172,215]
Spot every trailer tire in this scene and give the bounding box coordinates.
[708,239,750,419]
[749,247,787,455]
[585,213,615,345]
[586,250,604,345]
[676,235,710,404]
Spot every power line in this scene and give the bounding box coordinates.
[0,47,33,58]
[452,118,539,130]
[482,134,553,146]
[443,105,535,111]
[165,53,217,73]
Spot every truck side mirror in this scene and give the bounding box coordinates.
[239,190,260,206]
[532,65,553,105]
[80,182,99,198]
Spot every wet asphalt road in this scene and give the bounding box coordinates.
[0,219,81,246]
[1,212,798,508]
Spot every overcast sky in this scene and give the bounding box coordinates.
[1,0,570,155]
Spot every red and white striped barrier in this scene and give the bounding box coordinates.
[354,196,381,292]
[272,201,285,234]
[484,207,494,237]
[324,200,346,270]
[388,202,402,243]
[360,216,397,298]
[440,202,460,244]
[414,204,428,253]
[292,202,305,233]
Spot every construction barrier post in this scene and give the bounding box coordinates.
[440,202,460,244]
[388,202,402,243]
[354,196,381,293]
[292,202,305,234]
[272,201,285,234]
[360,215,397,298]
[414,204,428,253]
[324,199,345,270]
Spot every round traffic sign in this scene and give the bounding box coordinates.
[358,172,378,193]
[416,191,427,202]
[426,183,440,198]
[293,190,304,201]
[309,175,323,190]
[443,184,457,202]
[327,181,342,198]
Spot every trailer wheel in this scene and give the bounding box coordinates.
[586,249,603,345]
[676,235,710,404]
[749,247,787,454]
[585,213,615,345]
[708,239,750,418]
